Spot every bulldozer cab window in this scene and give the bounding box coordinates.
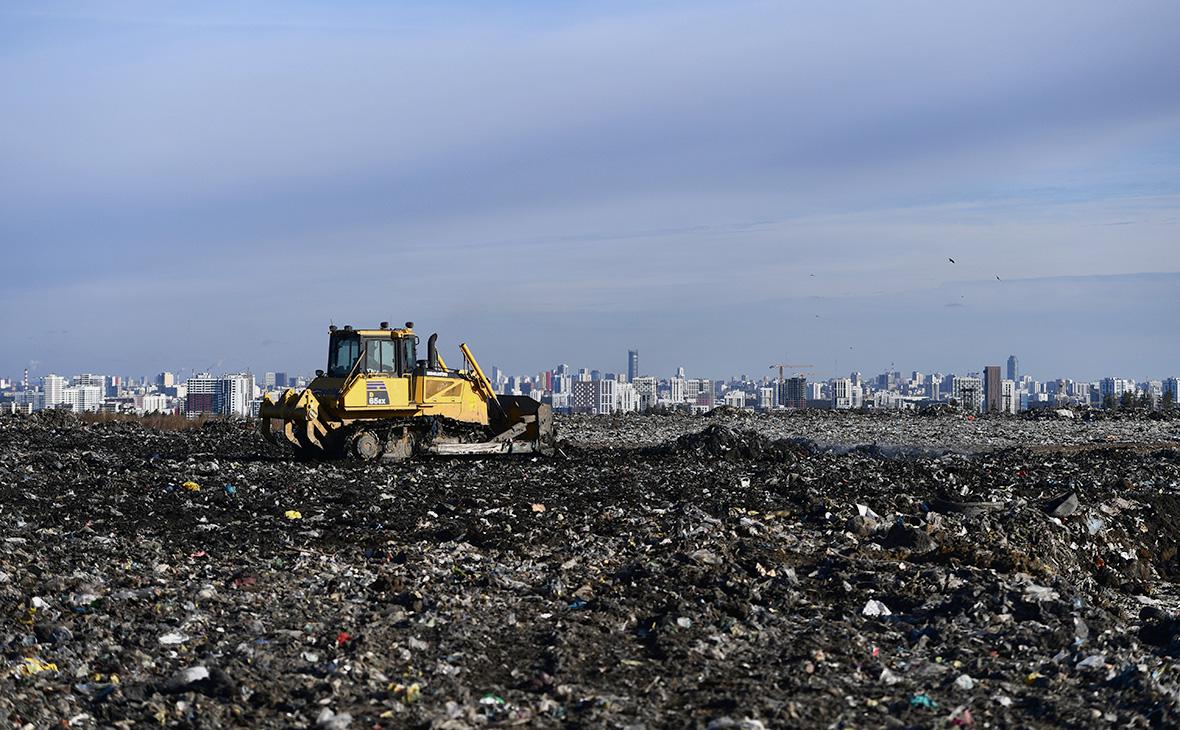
[327,333,361,377]
[401,338,417,373]
[365,339,397,374]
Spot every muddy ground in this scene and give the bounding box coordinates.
[4,410,1180,728]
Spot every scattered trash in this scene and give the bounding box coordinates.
[284,510,302,520]
[182,480,201,492]
[1043,490,1080,518]
[157,631,191,645]
[316,707,353,729]
[910,693,938,709]
[18,657,59,676]
[224,483,237,496]
[862,599,892,617]
[3,409,1180,726]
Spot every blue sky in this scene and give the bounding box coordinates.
[2,1,1178,382]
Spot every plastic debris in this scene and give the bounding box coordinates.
[284,510,302,520]
[157,631,191,645]
[910,693,938,709]
[18,657,59,676]
[182,480,201,492]
[862,599,892,617]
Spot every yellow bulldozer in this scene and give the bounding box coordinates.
[259,322,555,460]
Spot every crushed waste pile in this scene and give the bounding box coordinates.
[3,408,1180,728]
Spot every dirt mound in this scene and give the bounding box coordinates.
[663,424,804,462]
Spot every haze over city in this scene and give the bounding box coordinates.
[2,1,1178,380]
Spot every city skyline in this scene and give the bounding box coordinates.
[6,351,1178,394]
[5,352,1174,419]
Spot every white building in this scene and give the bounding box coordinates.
[550,391,571,412]
[952,376,983,413]
[759,386,776,410]
[631,377,657,412]
[1001,379,1019,414]
[221,373,256,417]
[74,373,106,391]
[832,378,863,410]
[669,376,685,404]
[63,385,103,412]
[723,390,746,409]
[138,394,171,414]
[616,382,639,413]
[42,374,66,409]
[1099,377,1136,404]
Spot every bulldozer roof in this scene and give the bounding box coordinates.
[335,326,414,337]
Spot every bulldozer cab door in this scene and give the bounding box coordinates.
[341,336,414,410]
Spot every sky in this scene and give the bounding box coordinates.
[2,1,1178,383]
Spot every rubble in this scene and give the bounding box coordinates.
[2,411,1180,727]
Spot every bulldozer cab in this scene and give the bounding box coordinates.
[327,327,416,378]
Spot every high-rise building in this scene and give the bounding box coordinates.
[627,350,640,383]
[669,375,685,403]
[185,373,255,417]
[983,365,1002,413]
[63,385,103,412]
[832,378,863,409]
[952,376,983,413]
[157,372,175,389]
[1164,378,1180,405]
[778,377,807,409]
[1006,355,1018,382]
[723,390,746,408]
[616,382,639,412]
[42,374,66,409]
[571,379,616,415]
[264,372,276,388]
[221,373,256,417]
[74,373,106,391]
[1001,379,1019,414]
[275,372,288,388]
[186,374,219,415]
[1099,377,1132,404]
[631,376,657,411]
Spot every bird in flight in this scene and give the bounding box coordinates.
[996,275,1001,280]
[948,257,956,264]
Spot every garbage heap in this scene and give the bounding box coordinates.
[2,411,1180,728]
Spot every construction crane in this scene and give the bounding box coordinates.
[770,362,815,381]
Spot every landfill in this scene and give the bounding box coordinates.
[3,408,1180,728]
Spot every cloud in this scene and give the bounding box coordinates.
[1,1,1179,378]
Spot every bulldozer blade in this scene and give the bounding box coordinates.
[491,395,556,446]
